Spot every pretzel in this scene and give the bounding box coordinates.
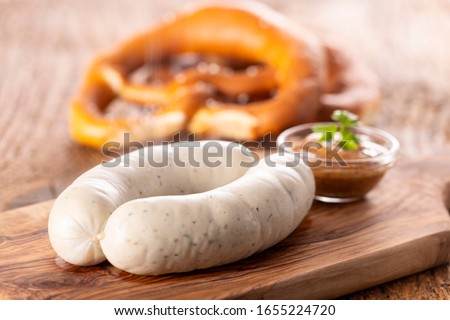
[70,2,324,147]
[319,44,379,121]
[71,2,379,148]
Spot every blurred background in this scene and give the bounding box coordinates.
[1,0,449,298]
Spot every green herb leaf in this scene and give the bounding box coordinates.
[340,130,360,151]
[331,110,359,127]
[312,124,338,142]
[340,140,359,151]
[312,110,361,151]
[341,129,360,145]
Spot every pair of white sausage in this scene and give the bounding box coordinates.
[48,141,314,275]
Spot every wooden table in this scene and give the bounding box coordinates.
[1,0,449,299]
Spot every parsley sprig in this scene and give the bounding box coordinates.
[312,110,360,151]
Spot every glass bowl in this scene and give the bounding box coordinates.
[277,123,400,203]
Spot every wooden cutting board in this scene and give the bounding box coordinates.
[1,156,449,299]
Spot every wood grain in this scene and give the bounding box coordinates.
[1,0,450,299]
[0,157,449,299]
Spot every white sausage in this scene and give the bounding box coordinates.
[48,141,314,274]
